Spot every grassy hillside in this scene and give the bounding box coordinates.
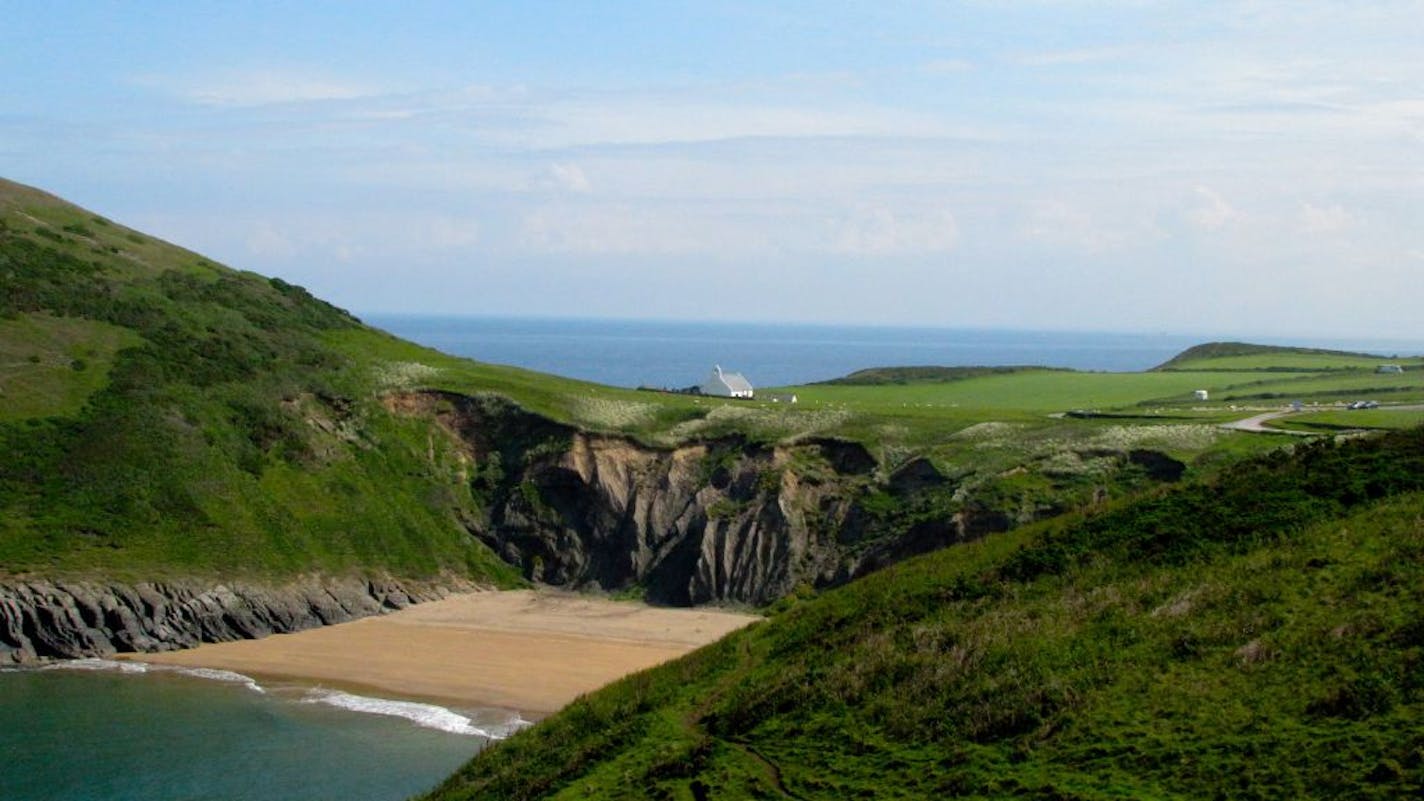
[0,178,524,582]
[426,427,1424,799]
[0,313,140,421]
[1152,341,1403,371]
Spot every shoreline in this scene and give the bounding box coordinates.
[125,589,759,717]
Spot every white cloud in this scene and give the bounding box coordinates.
[1188,186,1239,232]
[1012,45,1140,68]
[135,69,386,107]
[519,205,711,254]
[1298,202,1354,235]
[920,58,975,75]
[424,217,482,249]
[513,198,963,258]
[245,222,297,259]
[832,205,959,255]
[547,163,592,194]
[541,98,951,148]
[238,213,479,264]
[1023,200,1145,253]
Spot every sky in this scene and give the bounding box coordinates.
[3,1,1422,340]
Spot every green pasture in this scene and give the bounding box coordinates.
[1216,371,1424,402]
[1161,351,1418,372]
[0,313,140,421]
[784,369,1263,414]
[1269,407,1424,432]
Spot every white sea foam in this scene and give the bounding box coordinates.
[169,666,265,693]
[42,657,151,674]
[300,688,530,739]
[39,658,264,693]
[25,658,531,739]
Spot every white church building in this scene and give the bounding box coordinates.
[700,365,754,398]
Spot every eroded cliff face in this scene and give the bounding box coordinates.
[1,389,1184,662]
[0,574,468,664]
[503,434,843,605]
[384,391,1007,606]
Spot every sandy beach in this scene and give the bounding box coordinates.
[135,590,759,716]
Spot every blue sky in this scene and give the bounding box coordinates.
[4,1,1422,339]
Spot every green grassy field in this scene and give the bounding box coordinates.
[1270,408,1424,432]
[1208,370,1423,401]
[785,369,1264,413]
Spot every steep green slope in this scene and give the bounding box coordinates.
[426,427,1424,800]
[0,178,520,582]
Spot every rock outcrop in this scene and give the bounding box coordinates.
[503,433,854,605]
[0,574,468,664]
[386,391,1002,606]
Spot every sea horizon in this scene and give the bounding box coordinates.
[363,313,1424,391]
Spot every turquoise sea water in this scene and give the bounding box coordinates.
[0,662,523,801]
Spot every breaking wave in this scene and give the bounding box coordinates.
[300,688,530,739]
[25,658,530,738]
[42,657,152,675]
[41,658,264,692]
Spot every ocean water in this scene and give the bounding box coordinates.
[364,316,1423,389]
[0,661,525,801]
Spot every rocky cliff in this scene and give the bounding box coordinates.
[386,391,1017,606]
[0,574,468,664]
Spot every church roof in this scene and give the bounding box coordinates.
[719,370,753,393]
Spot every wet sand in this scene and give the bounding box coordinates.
[136,590,759,716]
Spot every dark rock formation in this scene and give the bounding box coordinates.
[0,575,467,664]
[490,432,861,606]
[383,391,987,607]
